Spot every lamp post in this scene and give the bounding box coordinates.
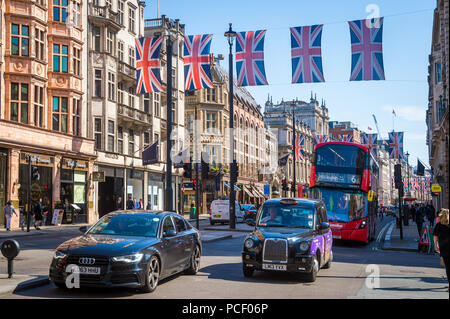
[225,23,237,229]
[404,151,410,226]
[292,105,296,197]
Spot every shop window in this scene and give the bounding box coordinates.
[53,0,68,22]
[53,44,68,73]
[10,83,29,124]
[11,24,29,56]
[52,96,68,133]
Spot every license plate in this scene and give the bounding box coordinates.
[70,266,101,275]
[262,264,287,271]
[213,215,221,219]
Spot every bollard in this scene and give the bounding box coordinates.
[1,240,21,278]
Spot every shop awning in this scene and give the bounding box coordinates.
[224,183,241,191]
[251,185,265,198]
[243,185,255,198]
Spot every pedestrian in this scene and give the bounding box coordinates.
[415,203,425,240]
[139,199,144,209]
[116,196,124,210]
[33,198,43,230]
[427,203,436,227]
[146,199,152,210]
[126,194,134,210]
[433,208,449,291]
[3,200,18,231]
[133,197,140,209]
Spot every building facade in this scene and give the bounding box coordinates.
[87,3,186,218]
[1,0,96,229]
[426,0,449,210]
[329,121,362,143]
[264,94,329,196]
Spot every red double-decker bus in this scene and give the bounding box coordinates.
[309,142,379,244]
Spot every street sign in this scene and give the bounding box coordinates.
[368,190,373,202]
[431,184,442,193]
[92,171,105,182]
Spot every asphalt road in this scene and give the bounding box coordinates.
[2,216,448,299]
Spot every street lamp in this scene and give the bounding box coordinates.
[225,23,237,229]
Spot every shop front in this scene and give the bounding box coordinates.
[18,152,53,225]
[127,169,144,208]
[60,158,89,224]
[148,172,164,211]
[98,166,124,218]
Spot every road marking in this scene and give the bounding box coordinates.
[376,221,395,243]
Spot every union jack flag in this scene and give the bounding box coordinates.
[135,37,164,94]
[236,30,268,87]
[403,176,408,189]
[361,133,378,158]
[411,177,419,191]
[290,25,325,83]
[314,134,329,145]
[388,131,405,160]
[339,134,353,143]
[294,134,305,161]
[348,18,385,81]
[184,34,214,91]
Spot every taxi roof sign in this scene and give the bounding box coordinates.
[280,199,298,205]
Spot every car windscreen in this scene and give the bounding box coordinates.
[88,213,161,237]
[257,205,315,229]
[319,188,367,222]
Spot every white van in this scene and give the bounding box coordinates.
[210,199,244,225]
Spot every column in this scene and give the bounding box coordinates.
[7,149,20,229]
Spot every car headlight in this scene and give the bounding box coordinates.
[244,238,255,249]
[298,241,310,252]
[53,251,67,260]
[111,253,144,263]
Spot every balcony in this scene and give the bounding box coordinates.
[118,61,136,83]
[117,104,151,128]
[88,4,122,31]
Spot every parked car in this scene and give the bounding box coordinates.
[241,198,333,282]
[210,199,244,225]
[49,210,202,293]
[241,204,258,224]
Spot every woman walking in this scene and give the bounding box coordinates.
[3,201,18,231]
[433,208,449,291]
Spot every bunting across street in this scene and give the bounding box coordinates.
[184,34,214,90]
[236,30,269,86]
[339,134,353,142]
[290,25,325,83]
[135,37,164,94]
[348,18,385,81]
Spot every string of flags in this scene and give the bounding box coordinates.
[391,175,432,192]
[136,17,385,94]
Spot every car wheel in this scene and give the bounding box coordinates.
[305,255,319,282]
[185,245,201,275]
[322,251,332,269]
[141,255,160,293]
[243,264,254,278]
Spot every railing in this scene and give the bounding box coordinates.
[118,61,136,79]
[117,104,151,125]
[144,18,163,29]
[185,96,198,105]
[89,4,120,25]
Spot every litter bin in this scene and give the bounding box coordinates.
[189,206,196,219]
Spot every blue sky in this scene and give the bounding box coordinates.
[144,0,435,166]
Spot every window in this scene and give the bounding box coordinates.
[72,2,81,27]
[128,87,135,108]
[206,112,217,129]
[118,82,124,104]
[10,83,29,124]
[73,47,81,76]
[207,88,216,102]
[105,0,112,7]
[11,24,29,56]
[34,85,44,127]
[162,216,175,235]
[118,41,124,62]
[93,26,101,52]
[173,216,187,233]
[35,28,45,61]
[154,93,160,117]
[72,98,81,136]
[107,120,115,152]
[106,29,114,55]
[118,0,125,25]
[94,118,102,150]
[187,114,194,134]
[128,46,135,66]
[53,44,68,73]
[108,72,115,101]
[94,70,102,97]
[435,62,442,84]
[144,93,150,113]
[118,126,123,154]
[128,129,135,156]
[143,131,150,149]
[128,7,135,33]
[53,0,68,22]
[52,96,68,132]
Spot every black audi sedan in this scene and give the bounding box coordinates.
[241,198,333,282]
[49,211,202,292]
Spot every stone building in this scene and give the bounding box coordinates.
[264,94,328,196]
[426,0,449,210]
[0,0,96,229]
[329,121,362,143]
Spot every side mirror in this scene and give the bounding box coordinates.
[79,226,89,234]
[163,229,177,238]
[319,222,329,230]
[246,219,256,227]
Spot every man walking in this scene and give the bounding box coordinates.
[3,201,18,231]
[126,195,134,210]
[415,203,425,240]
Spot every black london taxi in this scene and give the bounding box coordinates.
[241,198,333,282]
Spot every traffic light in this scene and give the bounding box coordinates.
[394,164,402,189]
[183,163,192,179]
[201,158,209,180]
[282,179,288,191]
[290,182,295,193]
[192,179,197,191]
[31,166,40,181]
